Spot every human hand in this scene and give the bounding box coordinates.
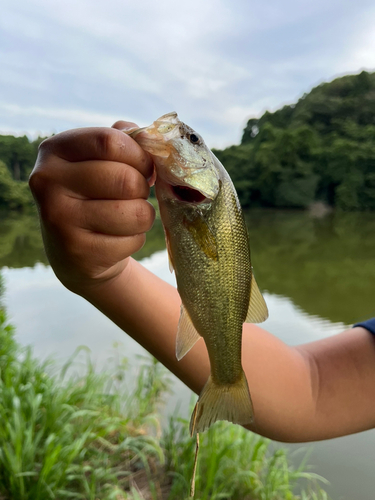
[29,122,155,296]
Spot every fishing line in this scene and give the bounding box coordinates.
[190,432,200,498]
[189,401,200,498]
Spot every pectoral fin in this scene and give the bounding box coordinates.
[176,305,202,360]
[183,212,218,261]
[164,228,175,273]
[245,274,268,323]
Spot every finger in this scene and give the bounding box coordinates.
[70,228,147,273]
[111,121,157,187]
[39,127,154,179]
[147,166,157,187]
[63,160,150,200]
[77,198,155,236]
[112,120,138,131]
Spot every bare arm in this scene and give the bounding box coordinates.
[86,258,375,442]
[29,124,375,443]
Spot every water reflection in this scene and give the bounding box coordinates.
[245,210,375,324]
[1,209,374,325]
[0,211,48,268]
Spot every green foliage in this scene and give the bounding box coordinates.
[218,71,375,210]
[212,144,255,206]
[3,71,375,211]
[0,308,168,500]
[163,413,329,500]
[0,292,329,500]
[0,133,43,211]
[0,161,33,211]
[0,135,43,181]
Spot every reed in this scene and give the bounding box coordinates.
[0,309,167,499]
[0,306,329,499]
[163,412,329,499]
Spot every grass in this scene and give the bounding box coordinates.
[163,411,329,500]
[0,304,329,500]
[0,309,167,499]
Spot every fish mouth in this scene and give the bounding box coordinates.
[171,184,209,204]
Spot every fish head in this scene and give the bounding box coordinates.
[129,112,220,202]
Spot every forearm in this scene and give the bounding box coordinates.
[81,259,375,443]
[84,258,211,392]
[84,260,315,441]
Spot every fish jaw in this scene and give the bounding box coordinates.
[128,113,220,200]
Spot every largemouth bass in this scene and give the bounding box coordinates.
[127,112,268,435]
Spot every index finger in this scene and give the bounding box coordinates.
[39,127,154,179]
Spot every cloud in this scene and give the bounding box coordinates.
[0,102,119,126]
[1,0,375,148]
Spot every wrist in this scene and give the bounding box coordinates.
[71,258,134,303]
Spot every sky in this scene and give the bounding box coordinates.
[1,0,375,149]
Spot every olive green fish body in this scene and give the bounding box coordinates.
[159,169,251,387]
[127,112,268,434]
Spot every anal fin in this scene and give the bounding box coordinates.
[176,305,202,361]
[245,274,268,324]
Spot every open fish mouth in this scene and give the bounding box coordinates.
[171,184,209,204]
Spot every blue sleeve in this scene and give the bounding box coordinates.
[353,318,375,335]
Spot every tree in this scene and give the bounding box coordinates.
[0,161,32,210]
[0,135,44,181]
[217,70,375,210]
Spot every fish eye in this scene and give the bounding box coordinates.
[189,133,199,144]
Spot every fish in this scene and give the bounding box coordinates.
[127,112,268,435]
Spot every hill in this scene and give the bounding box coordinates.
[214,70,375,210]
[1,71,375,211]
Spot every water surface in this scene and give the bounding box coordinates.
[1,209,375,500]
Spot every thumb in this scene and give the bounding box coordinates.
[112,120,139,131]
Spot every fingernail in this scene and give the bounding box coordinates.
[122,126,138,134]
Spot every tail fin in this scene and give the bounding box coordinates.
[189,371,253,436]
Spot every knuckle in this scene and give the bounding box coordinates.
[94,128,116,157]
[121,166,139,199]
[28,166,51,197]
[38,135,54,153]
[28,168,41,194]
[29,137,61,195]
[134,199,155,229]
[121,166,149,200]
[138,152,152,174]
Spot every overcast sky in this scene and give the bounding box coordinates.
[1,0,375,148]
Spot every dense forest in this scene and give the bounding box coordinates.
[0,135,44,210]
[1,70,375,211]
[214,70,375,210]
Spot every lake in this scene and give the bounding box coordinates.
[1,208,375,500]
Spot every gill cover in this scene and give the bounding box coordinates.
[127,112,220,200]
